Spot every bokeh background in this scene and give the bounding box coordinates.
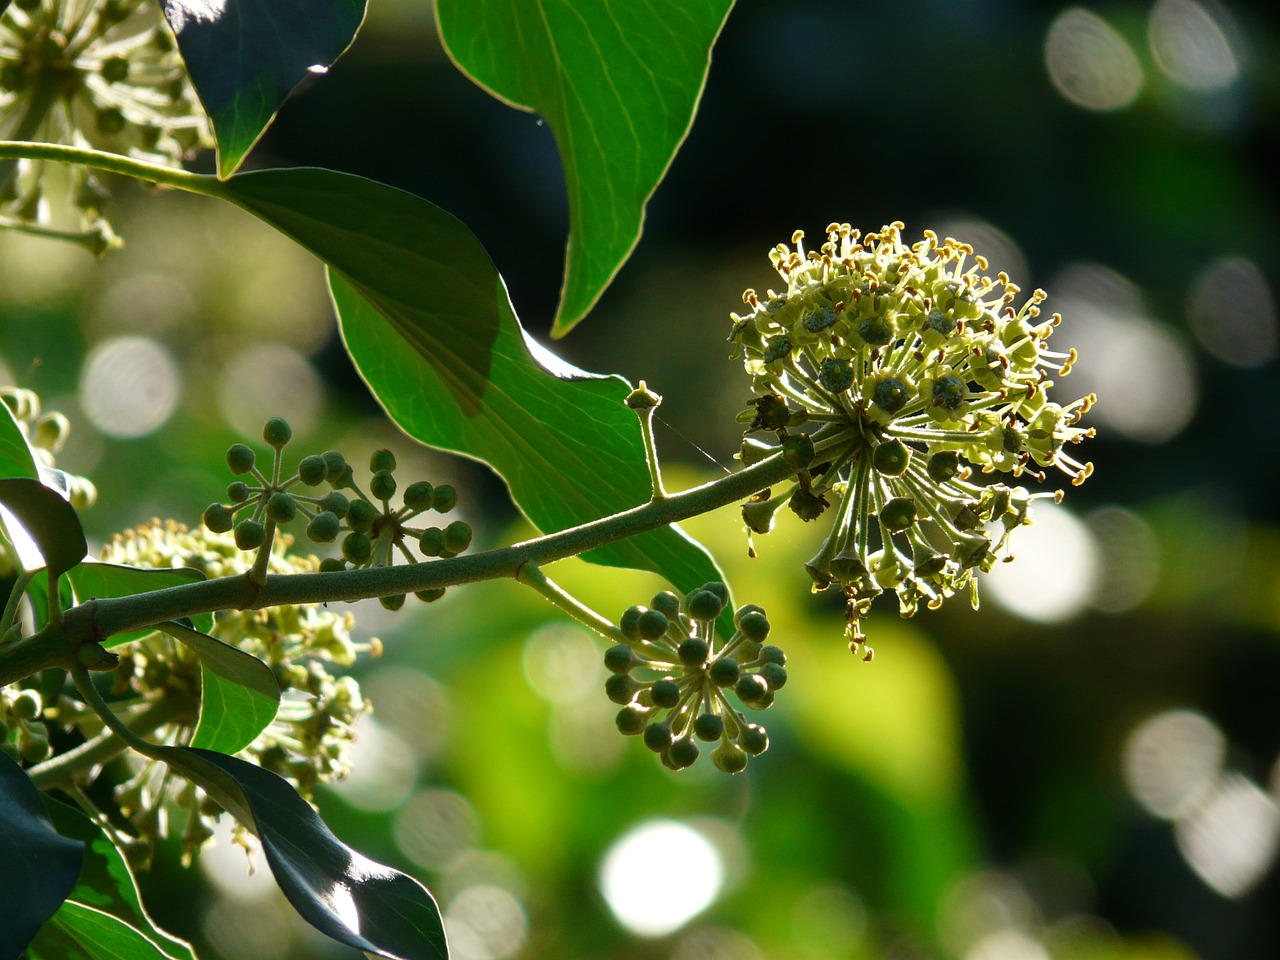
[4,0,1280,958]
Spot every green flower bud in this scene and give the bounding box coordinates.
[226,481,251,503]
[879,497,917,532]
[347,499,376,534]
[33,412,70,453]
[101,55,129,83]
[678,637,710,667]
[342,532,372,565]
[605,674,639,705]
[262,417,292,449]
[685,589,725,622]
[760,644,786,665]
[651,591,682,621]
[713,741,748,774]
[97,107,126,134]
[18,724,51,763]
[306,511,341,543]
[668,738,700,769]
[203,503,234,534]
[758,663,788,690]
[737,610,770,642]
[370,448,397,473]
[226,443,255,475]
[858,314,894,346]
[872,376,910,414]
[739,723,769,756]
[781,433,816,470]
[637,609,670,641]
[403,481,433,512]
[693,713,725,742]
[266,492,296,524]
[319,491,350,518]
[620,606,645,641]
[234,519,266,550]
[604,644,637,674]
[319,557,346,573]
[651,678,681,708]
[736,674,770,706]
[819,358,854,394]
[763,336,792,363]
[415,587,447,603]
[873,439,911,476]
[443,520,472,554]
[616,706,646,735]
[418,526,444,556]
[297,455,327,486]
[643,720,673,753]
[927,450,961,482]
[709,657,740,687]
[322,450,348,484]
[11,689,42,722]
[379,594,406,611]
[432,485,458,513]
[370,469,397,501]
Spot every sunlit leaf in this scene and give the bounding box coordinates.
[32,901,181,960]
[0,477,86,577]
[0,753,84,960]
[161,0,368,178]
[154,747,448,960]
[39,799,198,960]
[160,621,279,756]
[67,563,213,646]
[199,167,722,597]
[0,400,38,480]
[436,0,735,336]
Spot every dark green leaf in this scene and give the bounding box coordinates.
[161,0,368,178]
[160,621,279,755]
[0,477,86,576]
[21,568,75,632]
[0,400,38,480]
[436,0,735,337]
[0,752,84,960]
[201,167,722,596]
[158,747,448,960]
[34,902,181,960]
[39,798,198,960]
[67,563,213,646]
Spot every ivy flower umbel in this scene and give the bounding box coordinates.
[731,223,1095,654]
[605,582,785,774]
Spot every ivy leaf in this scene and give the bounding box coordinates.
[0,399,38,480]
[153,747,448,960]
[160,621,280,756]
[161,0,368,178]
[202,167,722,596]
[0,753,85,960]
[0,476,87,577]
[436,0,735,337]
[36,798,198,960]
[67,563,213,645]
[30,902,182,960]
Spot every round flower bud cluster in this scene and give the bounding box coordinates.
[605,582,785,774]
[1,0,210,246]
[88,519,377,862]
[202,418,472,610]
[729,224,1095,653]
[2,682,52,764]
[1,386,97,575]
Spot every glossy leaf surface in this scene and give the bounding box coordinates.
[203,167,721,594]
[159,747,448,960]
[161,0,367,177]
[32,902,181,960]
[436,0,734,336]
[0,753,84,960]
[161,621,279,755]
[67,563,213,646]
[0,400,38,480]
[0,477,86,576]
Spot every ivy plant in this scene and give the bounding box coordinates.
[0,1,1096,958]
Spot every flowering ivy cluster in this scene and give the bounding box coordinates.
[202,417,472,609]
[604,582,785,774]
[0,0,209,245]
[730,223,1095,654]
[95,519,378,863]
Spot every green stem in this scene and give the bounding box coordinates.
[67,657,163,762]
[1,570,34,636]
[516,563,625,643]
[28,694,192,790]
[0,139,216,194]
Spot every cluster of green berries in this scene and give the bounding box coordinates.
[729,223,1095,652]
[1,0,210,244]
[1,682,52,764]
[97,519,376,863]
[202,418,472,610]
[605,582,785,774]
